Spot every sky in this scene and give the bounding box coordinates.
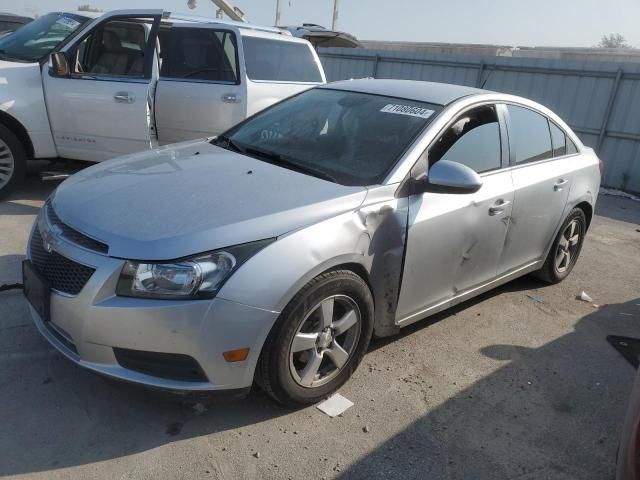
[2,0,640,48]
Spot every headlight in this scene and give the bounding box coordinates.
[116,239,274,299]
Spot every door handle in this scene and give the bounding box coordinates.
[489,199,511,216]
[114,92,135,104]
[221,93,240,104]
[554,179,568,191]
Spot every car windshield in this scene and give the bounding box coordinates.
[0,12,88,62]
[214,88,442,186]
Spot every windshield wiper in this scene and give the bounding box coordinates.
[243,146,339,183]
[212,135,245,154]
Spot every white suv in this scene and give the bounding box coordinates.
[0,10,326,197]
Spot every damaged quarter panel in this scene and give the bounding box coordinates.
[217,184,409,338]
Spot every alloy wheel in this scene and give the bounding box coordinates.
[555,218,582,273]
[289,295,361,388]
[0,139,15,191]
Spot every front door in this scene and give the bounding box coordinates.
[396,104,514,323]
[42,11,161,162]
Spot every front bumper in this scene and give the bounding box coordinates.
[26,220,279,392]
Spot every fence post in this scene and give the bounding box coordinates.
[597,68,623,154]
[372,55,380,78]
[475,61,485,87]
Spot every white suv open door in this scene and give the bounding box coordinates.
[42,10,162,162]
[154,22,246,144]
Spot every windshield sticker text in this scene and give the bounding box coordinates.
[380,104,434,119]
[56,17,81,29]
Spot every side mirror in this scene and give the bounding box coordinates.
[49,52,70,77]
[421,160,483,194]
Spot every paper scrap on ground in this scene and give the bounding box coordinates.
[317,393,354,417]
[579,291,593,303]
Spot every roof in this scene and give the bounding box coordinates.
[321,79,489,105]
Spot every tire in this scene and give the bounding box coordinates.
[0,124,26,200]
[534,207,587,284]
[256,270,374,407]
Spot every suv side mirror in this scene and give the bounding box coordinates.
[418,160,483,194]
[49,52,70,77]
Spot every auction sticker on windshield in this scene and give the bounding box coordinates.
[380,104,435,119]
[56,17,81,29]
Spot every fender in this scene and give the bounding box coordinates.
[218,185,409,338]
[0,60,57,158]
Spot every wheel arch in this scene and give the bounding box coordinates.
[0,111,34,158]
[575,200,593,230]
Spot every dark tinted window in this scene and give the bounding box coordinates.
[567,137,579,154]
[243,37,323,82]
[429,105,501,173]
[217,89,440,186]
[161,28,238,83]
[507,105,553,164]
[550,122,567,157]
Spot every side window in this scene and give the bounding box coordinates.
[74,20,148,77]
[160,28,238,83]
[428,105,501,174]
[507,105,553,164]
[549,122,567,157]
[243,37,323,83]
[566,137,579,154]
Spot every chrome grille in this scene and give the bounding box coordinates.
[29,228,95,296]
[46,202,108,254]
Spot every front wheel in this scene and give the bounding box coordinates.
[534,207,587,284]
[256,270,374,407]
[0,124,26,200]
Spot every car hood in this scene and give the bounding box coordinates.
[52,140,367,260]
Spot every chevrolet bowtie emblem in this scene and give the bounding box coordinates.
[41,228,55,253]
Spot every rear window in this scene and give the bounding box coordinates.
[160,27,239,83]
[243,37,323,83]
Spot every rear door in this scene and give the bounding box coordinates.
[242,32,326,117]
[154,23,245,144]
[498,104,575,274]
[42,11,162,162]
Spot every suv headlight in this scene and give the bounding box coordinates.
[116,239,274,299]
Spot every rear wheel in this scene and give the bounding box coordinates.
[256,270,374,407]
[0,124,26,200]
[535,208,586,284]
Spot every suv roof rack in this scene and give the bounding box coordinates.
[164,12,283,34]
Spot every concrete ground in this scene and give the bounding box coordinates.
[1,173,639,480]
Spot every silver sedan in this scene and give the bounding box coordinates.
[23,79,601,406]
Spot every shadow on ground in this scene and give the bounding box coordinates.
[340,298,640,480]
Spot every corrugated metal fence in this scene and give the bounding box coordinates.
[318,47,640,193]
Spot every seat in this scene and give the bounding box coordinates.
[90,30,129,76]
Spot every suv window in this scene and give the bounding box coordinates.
[161,28,238,83]
[74,19,148,77]
[550,121,567,157]
[243,37,322,83]
[428,105,501,173]
[507,105,553,164]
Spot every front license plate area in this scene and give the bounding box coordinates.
[23,260,50,322]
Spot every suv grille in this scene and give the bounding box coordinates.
[29,228,95,295]
[46,202,108,254]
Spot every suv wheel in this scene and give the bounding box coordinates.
[535,207,587,284]
[0,124,26,200]
[256,270,374,407]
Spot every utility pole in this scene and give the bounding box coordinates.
[332,0,340,30]
[275,0,282,25]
